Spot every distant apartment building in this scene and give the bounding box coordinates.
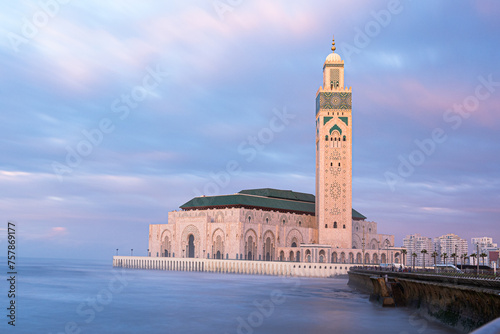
[471,237,499,266]
[434,234,468,265]
[403,234,433,267]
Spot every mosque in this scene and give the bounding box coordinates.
[148,37,400,265]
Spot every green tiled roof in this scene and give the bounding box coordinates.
[180,193,315,215]
[180,188,366,219]
[352,208,367,220]
[238,188,315,203]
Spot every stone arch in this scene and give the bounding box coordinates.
[262,212,272,225]
[212,228,225,259]
[279,214,288,226]
[372,253,379,264]
[286,229,304,248]
[262,230,276,261]
[381,253,387,264]
[352,234,362,249]
[394,252,401,264]
[329,124,342,135]
[370,238,379,250]
[356,252,362,264]
[181,225,201,258]
[245,211,255,224]
[244,229,257,260]
[319,250,326,263]
[305,249,312,262]
[214,211,224,223]
[340,252,346,263]
[348,252,354,264]
[332,252,338,263]
[160,229,172,257]
[364,253,370,264]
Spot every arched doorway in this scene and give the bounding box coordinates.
[289,251,295,262]
[247,235,254,260]
[319,250,325,263]
[216,250,221,259]
[332,252,338,263]
[188,234,195,258]
[265,237,272,261]
[305,249,311,262]
[262,231,275,262]
[280,251,284,261]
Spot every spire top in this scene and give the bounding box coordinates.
[331,35,336,52]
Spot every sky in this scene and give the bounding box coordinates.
[0,1,499,260]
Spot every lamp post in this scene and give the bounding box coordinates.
[147,248,149,257]
[476,243,480,276]
[131,248,133,256]
[116,248,118,256]
[454,244,458,268]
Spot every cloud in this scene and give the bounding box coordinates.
[24,226,68,241]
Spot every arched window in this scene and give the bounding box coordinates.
[334,222,337,228]
[343,224,346,229]
[248,216,251,223]
[343,135,346,141]
[282,219,285,225]
[298,221,302,226]
[325,224,328,228]
[325,135,329,141]
[266,218,269,224]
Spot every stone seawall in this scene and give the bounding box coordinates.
[113,256,355,278]
[348,270,500,333]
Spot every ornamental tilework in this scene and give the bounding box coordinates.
[316,92,351,111]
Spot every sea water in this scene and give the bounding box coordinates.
[1,258,459,334]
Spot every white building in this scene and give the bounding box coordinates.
[403,234,433,267]
[434,234,468,265]
[148,37,399,265]
[471,237,498,266]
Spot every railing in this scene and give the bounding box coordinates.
[113,256,357,278]
[350,266,499,280]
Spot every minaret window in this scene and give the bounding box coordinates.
[343,136,346,141]
[325,135,329,141]
[325,224,328,228]
[334,222,337,228]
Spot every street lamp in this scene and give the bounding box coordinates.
[476,243,480,276]
[147,248,149,257]
[454,244,458,268]
[131,248,133,256]
[116,248,118,256]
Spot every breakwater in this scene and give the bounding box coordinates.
[348,269,500,333]
[113,256,355,278]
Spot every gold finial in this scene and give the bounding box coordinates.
[331,35,336,52]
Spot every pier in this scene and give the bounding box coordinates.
[113,256,355,278]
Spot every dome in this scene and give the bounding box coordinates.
[325,52,341,63]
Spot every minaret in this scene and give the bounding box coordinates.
[315,36,353,248]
